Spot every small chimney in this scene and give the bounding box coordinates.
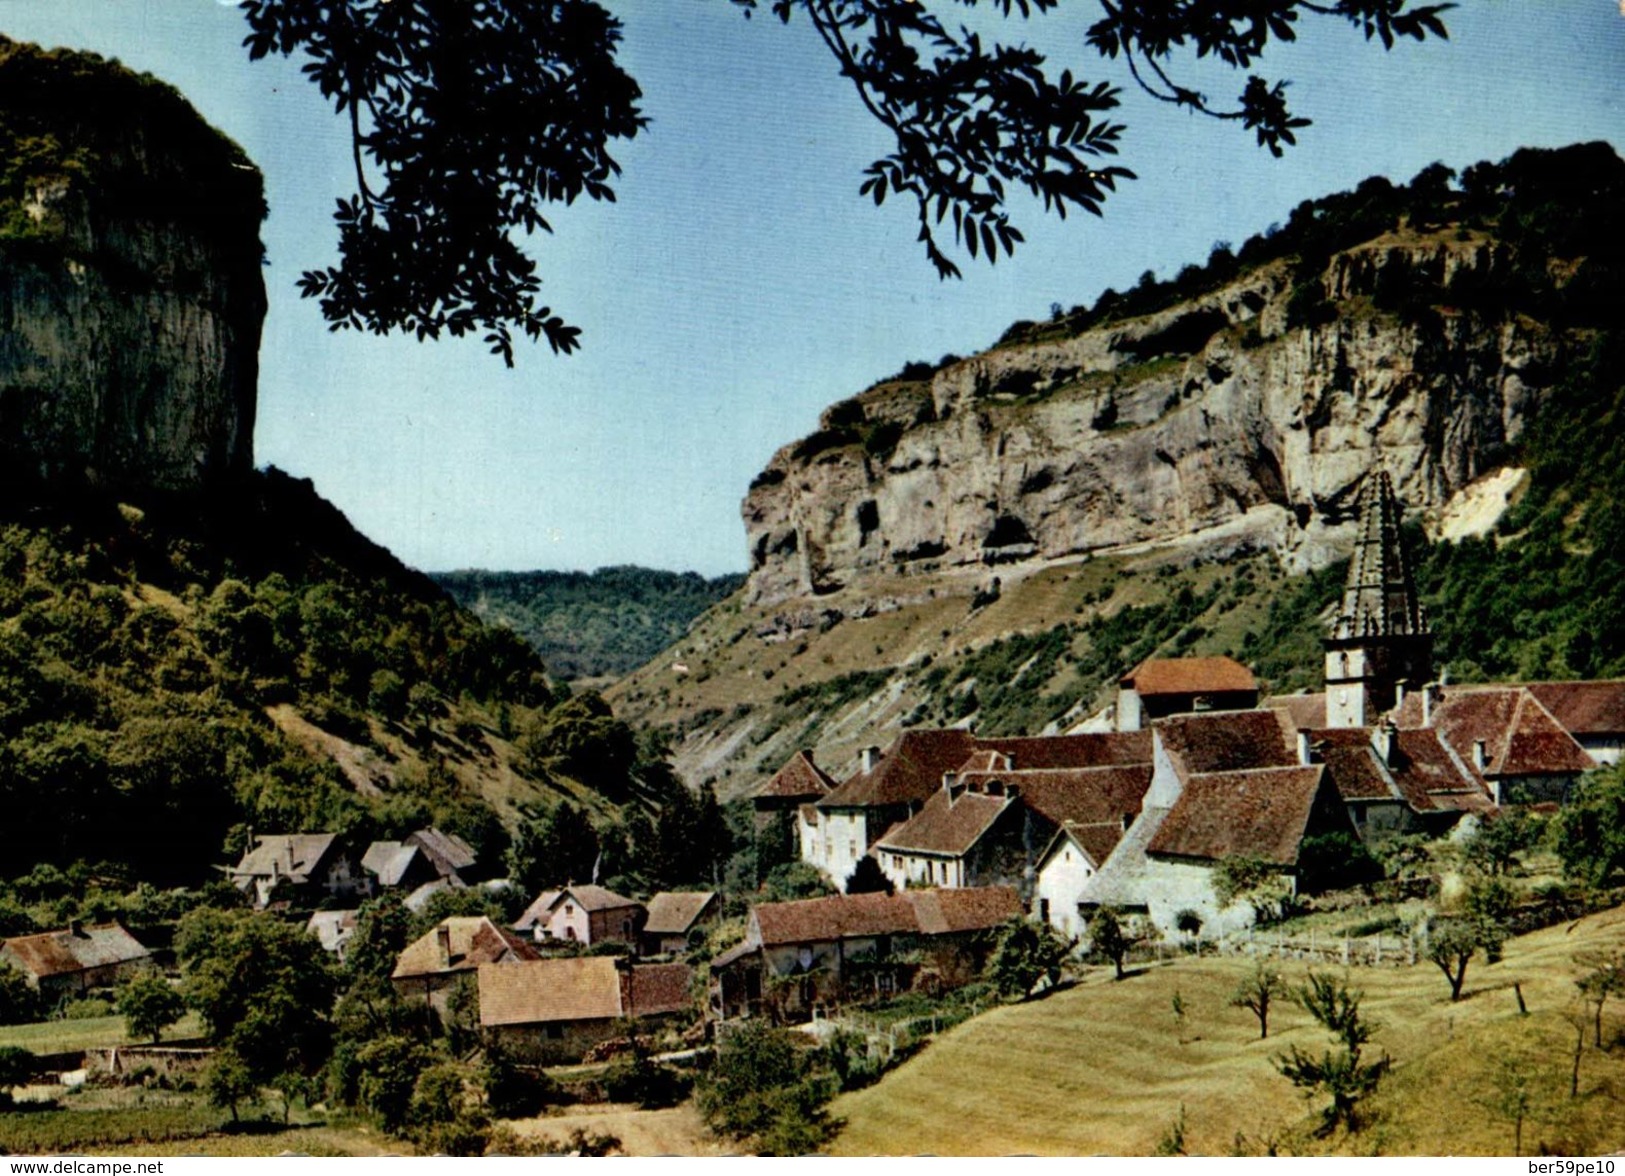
[1375,720,1398,765]
[1472,740,1487,773]
[1423,682,1441,727]
[942,772,957,793]
[436,924,452,969]
[1395,680,1407,709]
[69,919,85,938]
[1297,731,1312,766]
[860,746,880,773]
[1121,811,1134,831]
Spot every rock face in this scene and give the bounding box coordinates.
[742,232,1563,605]
[0,39,266,494]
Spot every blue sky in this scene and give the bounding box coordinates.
[2,2,1621,575]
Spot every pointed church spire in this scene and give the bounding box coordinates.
[1323,464,1434,729]
[1332,467,1428,641]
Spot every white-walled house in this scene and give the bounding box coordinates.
[1033,822,1122,940]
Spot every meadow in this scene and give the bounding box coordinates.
[828,904,1625,1156]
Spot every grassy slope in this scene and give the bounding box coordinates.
[829,906,1625,1156]
[609,550,1332,800]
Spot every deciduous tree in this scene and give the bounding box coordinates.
[1230,959,1286,1039]
[116,971,188,1045]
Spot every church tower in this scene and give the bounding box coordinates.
[1324,468,1433,728]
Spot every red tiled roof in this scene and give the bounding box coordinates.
[1123,656,1257,696]
[1155,709,1297,777]
[1,922,150,979]
[819,729,979,809]
[1041,820,1127,871]
[874,789,1011,856]
[750,886,1019,947]
[1500,693,1596,776]
[953,749,1013,774]
[1396,687,1592,778]
[1304,728,1398,803]
[757,750,839,800]
[643,892,717,936]
[1526,680,1625,737]
[1147,766,1328,866]
[958,764,1153,828]
[1387,728,1495,814]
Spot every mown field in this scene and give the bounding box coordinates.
[829,904,1625,1156]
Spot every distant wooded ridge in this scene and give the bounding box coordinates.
[431,567,745,681]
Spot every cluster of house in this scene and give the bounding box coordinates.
[758,470,1625,942]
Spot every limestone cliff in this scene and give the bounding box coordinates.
[0,38,266,493]
[743,226,1567,606]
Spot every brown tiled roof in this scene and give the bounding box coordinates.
[559,884,642,914]
[960,764,1154,828]
[626,962,694,1017]
[1526,680,1625,736]
[874,789,1011,856]
[393,916,539,980]
[750,886,1019,947]
[1155,709,1297,777]
[909,886,1022,934]
[1038,821,1124,872]
[643,892,717,936]
[757,750,839,800]
[1123,656,1257,696]
[1396,687,1592,778]
[1147,766,1328,866]
[1500,693,1595,776]
[1304,728,1399,803]
[229,833,341,885]
[1,922,150,979]
[478,957,623,1026]
[1267,693,1328,732]
[711,940,759,969]
[819,729,979,809]
[1387,728,1494,814]
[977,731,1153,769]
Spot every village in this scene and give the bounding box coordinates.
[4,469,1624,1155]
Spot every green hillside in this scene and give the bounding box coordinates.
[0,470,604,889]
[431,566,744,681]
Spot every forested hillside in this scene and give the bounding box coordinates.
[0,471,727,894]
[432,567,744,681]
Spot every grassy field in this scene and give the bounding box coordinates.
[505,1102,725,1157]
[828,904,1625,1156]
[0,1012,204,1056]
